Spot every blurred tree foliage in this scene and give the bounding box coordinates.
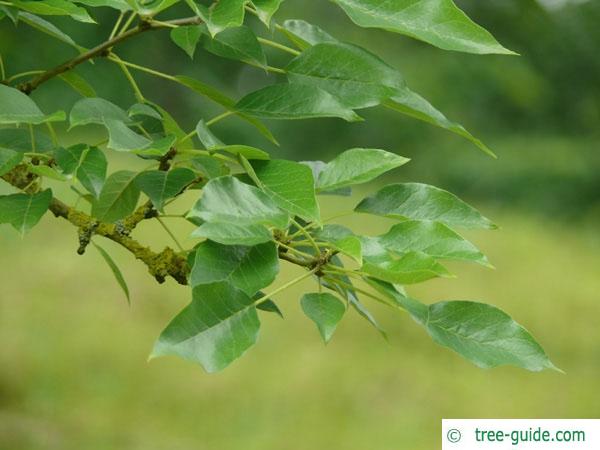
[1,0,598,219]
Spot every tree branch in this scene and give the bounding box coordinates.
[17,16,203,94]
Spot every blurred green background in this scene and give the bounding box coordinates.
[1,0,599,449]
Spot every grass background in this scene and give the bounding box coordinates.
[1,197,599,449]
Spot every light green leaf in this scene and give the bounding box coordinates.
[355,183,496,229]
[280,19,337,49]
[125,0,178,15]
[207,0,249,36]
[29,164,67,181]
[0,148,23,176]
[128,103,161,120]
[18,12,84,50]
[195,119,224,149]
[0,128,54,153]
[202,25,267,67]
[300,292,346,343]
[190,241,279,295]
[12,0,95,23]
[92,241,130,304]
[189,176,289,229]
[135,168,196,212]
[92,170,140,223]
[252,159,320,222]
[170,25,202,59]
[0,189,52,235]
[151,281,260,373]
[0,84,65,125]
[191,222,273,246]
[376,220,490,267]
[362,251,451,284]
[256,298,283,318]
[331,0,514,55]
[76,146,107,198]
[301,160,351,196]
[105,118,151,152]
[403,298,557,371]
[75,0,130,11]
[251,0,283,26]
[286,42,403,109]
[54,144,87,175]
[317,148,409,192]
[385,89,495,157]
[58,72,97,97]
[214,145,270,160]
[331,235,362,265]
[236,83,362,122]
[69,97,131,129]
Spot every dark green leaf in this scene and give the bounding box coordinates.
[29,164,67,181]
[128,103,162,120]
[207,0,248,36]
[91,170,140,223]
[256,299,283,318]
[191,222,273,246]
[300,292,346,343]
[251,0,284,26]
[362,251,451,284]
[331,0,514,55]
[355,183,497,229]
[92,241,130,304]
[69,97,131,129]
[135,168,196,212]
[280,19,337,49]
[151,281,260,373]
[18,12,84,50]
[75,0,130,11]
[76,146,107,198]
[0,84,65,125]
[0,148,23,176]
[104,118,151,152]
[12,0,95,23]
[54,144,87,175]
[202,25,266,67]
[170,25,202,59]
[0,189,52,235]
[58,72,97,97]
[195,119,224,148]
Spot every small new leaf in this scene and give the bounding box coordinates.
[301,292,346,343]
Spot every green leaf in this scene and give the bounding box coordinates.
[362,251,452,284]
[376,220,490,267]
[125,0,178,15]
[256,299,283,318]
[331,235,362,265]
[207,0,249,36]
[317,148,409,192]
[0,189,52,235]
[280,19,337,49]
[0,128,54,153]
[384,90,495,157]
[251,0,283,26]
[0,85,65,125]
[189,176,289,229]
[190,155,228,179]
[286,42,404,109]
[91,170,140,223]
[214,145,270,160]
[355,183,496,229]
[300,292,346,343]
[92,241,130,304]
[191,222,273,246]
[29,164,67,181]
[135,168,196,212]
[128,103,161,121]
[190,241,279,295]
[69,97,131,129]
[58,72,97,97]
[54,144,87,175]
[18,12,84,50]
[0,148,23,176]
[76,146,107,198]
[201,25,267,67]
[151,281,260,373]
[12,0,95,23]
[236,83,362,122]
[195,119,224,149]
[301,160,351,196]
[105,118,151,152]
[403,298,557,371]
[75,0,131,11]
[331,0,514,55]
[170,25,202,59]
[252,159,320,222]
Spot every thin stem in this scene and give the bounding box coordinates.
[149,19,178,29]
[322,275,392,306]
[117,11,137,36]
[28,124,36,152]
[24,152,52,160]
[156,217,185,252]
[6,70,45,84]
[245,60,286,74]
[45,123,59,146]
[0,53,6,80]
[290,219,320,254]
[109,11,125,40]
[108,56,177,82]
[206,110,234,127]
[257,37,300,56]
[255,268,318,306]
[178,149,237,165]
[110,53,145,102]
[278,242,314,259]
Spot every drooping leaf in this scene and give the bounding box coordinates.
[331,0,514,55]
[331,235,362,265]
[355,183,496,229]
[207,0,249,36]
[286,42,404,109]
[280,19,337,49]
[76,146,107,198]
[190,241,279,295]
[251,0,284,26]
[104,118,151,152]
[170,25,202,59]
[301,160,351,196]
[362,251,452,284]
[0,189,52,235]
[317,148,409,192]
[125,0,178,15]
[0,84,65,125]
[128,103,162,120]
[195,119,224,149]
[29,164,67,181]
[236,83,361,122]
[75,0,131,11]
[11,0,95,23]
[256,298,283,318]
[201,25,267,67]
[401,298,557,371]
[18,11,84,50]
[191,222,273,246]
[189,176,289,229]
[58,71,97,97]
[91,170,140,223]
[54,144,87,175]
[300,292,346,343]
[0,148,23,176]
[376,220,490,267]
[214,145,270,160]
[92,241,130,304]
[151,281,261,373]
[252,159,320,222]
[135,168,196,212]
[69,97,131,129]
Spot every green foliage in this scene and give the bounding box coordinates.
[0,0,555,375]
